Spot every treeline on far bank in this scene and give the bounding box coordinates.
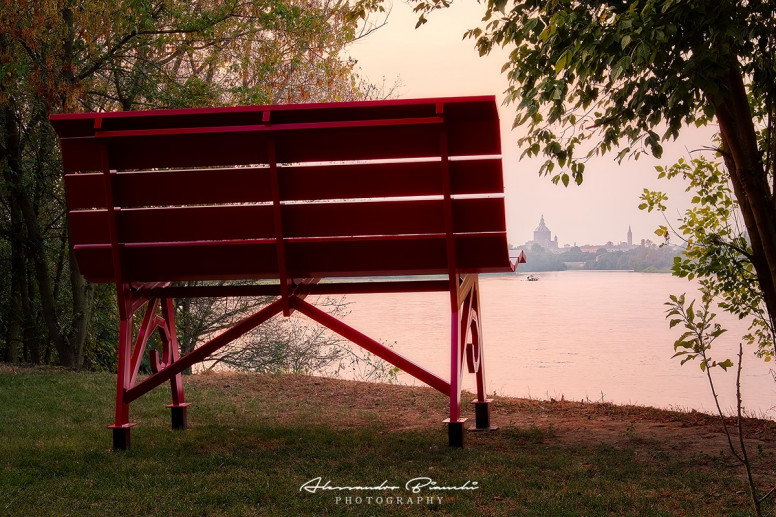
[516,244,683,273]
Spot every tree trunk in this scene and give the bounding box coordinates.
[22,258,40,364]
[2,105,76,367]
[4,198,24,363]
[67,236,94,369]
[712,64,776,329]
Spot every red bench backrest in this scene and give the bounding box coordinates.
[51,97,512,283]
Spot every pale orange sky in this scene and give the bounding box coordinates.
[349,1,717,248]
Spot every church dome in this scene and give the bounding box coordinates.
[535,215,550,232]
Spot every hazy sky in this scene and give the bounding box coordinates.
[349,1,717,247]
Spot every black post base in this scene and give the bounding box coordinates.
[108,424,135,450]
[444,418,467,447]
[167,403,191,430]
[469,399,498,431]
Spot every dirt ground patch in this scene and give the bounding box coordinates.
[191,370,776,461]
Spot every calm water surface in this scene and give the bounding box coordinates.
[333,271,776,418]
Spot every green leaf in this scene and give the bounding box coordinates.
[554,53,568,75]
[710,327,727,338]
[610,63,623,83]
[610,56,632,83]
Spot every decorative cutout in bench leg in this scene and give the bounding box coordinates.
[158,299,190,431]
[444,418,467,447]
[461,277,499,433]
[111,295,191,447]
[147,298,190,431]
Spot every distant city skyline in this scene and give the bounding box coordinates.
[519,215,642,249]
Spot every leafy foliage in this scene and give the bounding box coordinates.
[412,0,776,364]
[664,288,768,516]
[665,292,730,371]
[414,0,774,184]
[641,157,776,362]
[0,0,385,367]
[188,292,350,375]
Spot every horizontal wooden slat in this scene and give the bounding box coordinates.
[285,234,511,278]
[73,233,511,283]
[64,168,273,210]
[68,198,506,246]
[60,121,448,171]
[284,198,506,239]
[52,97,501,172]
[74,241,278,282]
[281,158,504,202]
[64,158,503,209]
[69,205,274,245]
[51,96,497,136]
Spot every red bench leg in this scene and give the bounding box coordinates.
[467,321,497,431]
[445,276,497,446]
[466,280,498,432]
[109,297,190,449]
[109,317,136,450]
[152,298,190,430]
[446,291,467,447]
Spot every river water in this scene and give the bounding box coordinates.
[329,271,776,418]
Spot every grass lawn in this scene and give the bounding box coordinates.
[1,366,773,516]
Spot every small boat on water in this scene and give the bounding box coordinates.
[526,274,539,281]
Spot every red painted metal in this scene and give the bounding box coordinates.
[50,96,518,449]
[128,298,160,386]
[435,104,468,438]
[68,198,505,247]
[125,298,286,404]
[267,131,292,317]
[51,96,501,172]
[63,157,503,210]
[71,233,511,283]
[136,280,451,299]
[291,297,451,395]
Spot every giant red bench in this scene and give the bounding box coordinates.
[50,96,523,449]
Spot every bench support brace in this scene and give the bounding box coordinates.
[445,274,495,445]
[109,292,291,449]
[109,275,494,449]
[110,294,191,449]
